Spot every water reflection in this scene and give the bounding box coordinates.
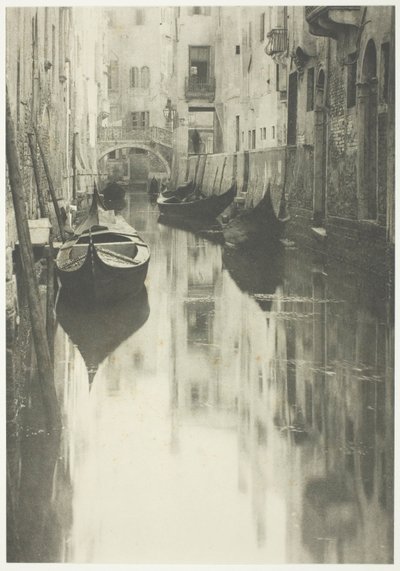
[56,287,150,386]
[8,190,394,564]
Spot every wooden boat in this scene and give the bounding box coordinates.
[161,179,194,199]
[157,183,236,220]
[57,286,150,387]
[56,185,150,304]
[223,183,285,248]
[102,181,125,201]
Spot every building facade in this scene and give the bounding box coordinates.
[181,6,394,274]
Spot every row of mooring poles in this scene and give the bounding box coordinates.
[6,87,62,431]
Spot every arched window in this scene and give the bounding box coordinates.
[141,66,150,89]
[130,66,139,88]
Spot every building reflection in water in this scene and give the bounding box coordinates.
[8,191,394,564]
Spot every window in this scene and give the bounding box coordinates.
[307,67,315,111]
[141,66,150,89]
[132,111,149,128]
[189,46,211,83]
[191,7,211,16]
[235,45,240,55]
[108,60,119,90]
[242,131,244,144]
[109,150,116,159]
[276,64,280,91]
[135,8,144,25]
[381,42,390,103]
[347,53,357,108]
[272,126,275,139]
[129,66,139,88]
[252,129,256,149]
[236,115,240,151]
[248,130,251,149]
[260,128,263,140]
[260,12,265,42]
[263,127,266,139]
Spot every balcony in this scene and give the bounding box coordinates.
[265,28,288,57]
[305,6,361,39]
[185,76,215,101]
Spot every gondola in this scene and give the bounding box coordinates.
[223,183,285,248]
[102,181,126,202]
[56,286,150,387]
[157,182,236,220]
[56,184,150,304]
[161,179,194,199]
[101,181,126,211]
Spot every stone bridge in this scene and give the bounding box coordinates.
[97,126,173,176]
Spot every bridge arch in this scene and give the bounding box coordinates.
[98,143,171,178]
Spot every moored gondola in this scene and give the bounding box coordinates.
[56,184,150,304]
[157,182,236,220]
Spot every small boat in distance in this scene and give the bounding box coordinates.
[157,183,236,220]
[56,184,150,305]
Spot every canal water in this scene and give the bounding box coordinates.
[7,190,394,564]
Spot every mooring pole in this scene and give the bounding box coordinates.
[72,132,78,201]
[32,123,66,242]
[46,228,55,362]
[27,132,48,219]
[6,87,61,431]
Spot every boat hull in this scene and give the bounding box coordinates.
[157,184,236,220]
[58,254,149,305]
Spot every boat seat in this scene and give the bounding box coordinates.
[69,242,137,260]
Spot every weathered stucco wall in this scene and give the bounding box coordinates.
[184,145,314,218]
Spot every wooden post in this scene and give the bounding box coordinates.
[27,131,48,218]
[32,123,66,241]
[46,228,55,362]
[72,132,78,200]
[6,87,61,431]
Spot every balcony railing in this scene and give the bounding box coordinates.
[185,76,215,100]
[265,28,288,57]
[98,126,172,147]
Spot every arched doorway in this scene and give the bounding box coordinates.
[357,40,378,220]
[313,69,327,226]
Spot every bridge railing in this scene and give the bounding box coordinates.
[98,126,172,147]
